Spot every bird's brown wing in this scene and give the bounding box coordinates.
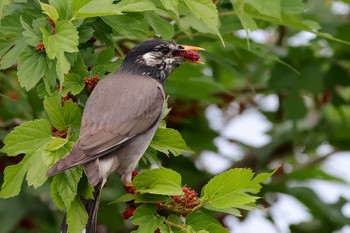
[51,73,164,171]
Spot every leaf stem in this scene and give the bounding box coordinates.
[218,11,237,16]
[162,217,187,230]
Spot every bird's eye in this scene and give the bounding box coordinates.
[161,47,170,54]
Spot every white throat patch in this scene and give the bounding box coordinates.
[142,52,162,66]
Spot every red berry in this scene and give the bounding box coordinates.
[172,195,181,203]
[124,185,137,194]
[156,202,163,208]
[154,228,161,233]
[122,206,136,220]
[173,50,200,62]
[49,17,55,28]
[35,43,45,51]
[132,170,139,178]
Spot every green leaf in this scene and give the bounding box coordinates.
[201,168,273,209]
[281,0,305,14]
[0,156,30,198]
[41,20,79,84]
[160,0,179,16]
[1,119,52,156]
[0,0,11,19]
[150,127,193,156]
[72,0,92,12]
[0,38,27,70]
[45,137,68,151]
[204,205,242,217]
[44,94,82,130]
[0,120,54,197]
[66,197,88,233]
[144,12,174,40]
[21,17,49,47]
[102,15,150,41]
[186,212,229,233]
[133,168,183,195]
[115,0,157,12]
[131,204,165,233]
[50,0,73,20]
[43,140,75,168]
[232,0,258,31]
[245,0,281,20]
[74,0,122,18]
[182,0,223,44]
[50,167,83,210]
[62,73,85,95]
[39,1,60,22]
[26,151,48,189]
[283,93,307,120]
[18,47,48,91]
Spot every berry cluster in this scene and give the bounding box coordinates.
[122,171,139,220]
[121,171,201,233]
[173,50,200,62]
[164,186,200,216]
[84,75,100,92]
[57,85,76,106]
[35,43,45,51]
[51,127,67,138]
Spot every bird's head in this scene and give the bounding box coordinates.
[119,40,204,81]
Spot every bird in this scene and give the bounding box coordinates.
[46,39,204,233]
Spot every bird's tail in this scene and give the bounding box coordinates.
[60,182,103,233]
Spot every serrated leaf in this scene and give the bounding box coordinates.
[0,38,27,70]
[66,197,88,233]
[182,0,223,44]
[39,1,59,22]
[62,73,85,95]
[112,193,136,203]
[50,0,73,20]
[245,0,281,20]
[281,0,305,15]
[115,0,156,12]
[131,204,165,233]
[43,140,74,168]
[232,0,258,31]
[150,128,193,156]
[78,175,95,200]
[144,12,174,40]
[45,137,68,151]
[26,151,48,189]
[0,156,30,198]
[201,168,272,209]
[18,47,48,91]
[21,17,46,47]
[0,119,54,197]
[133,168,182,195]
[160,0,178,16]
[41,20,79,84]
[74,0,122,18]
[204,205,242,217]
[0,0,11,19]
[51,167,83,209]
[1,119,52,156]
[186,212,229,233]
[44,94,82,130]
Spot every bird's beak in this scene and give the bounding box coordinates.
[180,45,205,52]
[179,44,205,64]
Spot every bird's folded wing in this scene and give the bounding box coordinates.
[76,75,164,161]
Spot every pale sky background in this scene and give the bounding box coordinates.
[198,1,350,232]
